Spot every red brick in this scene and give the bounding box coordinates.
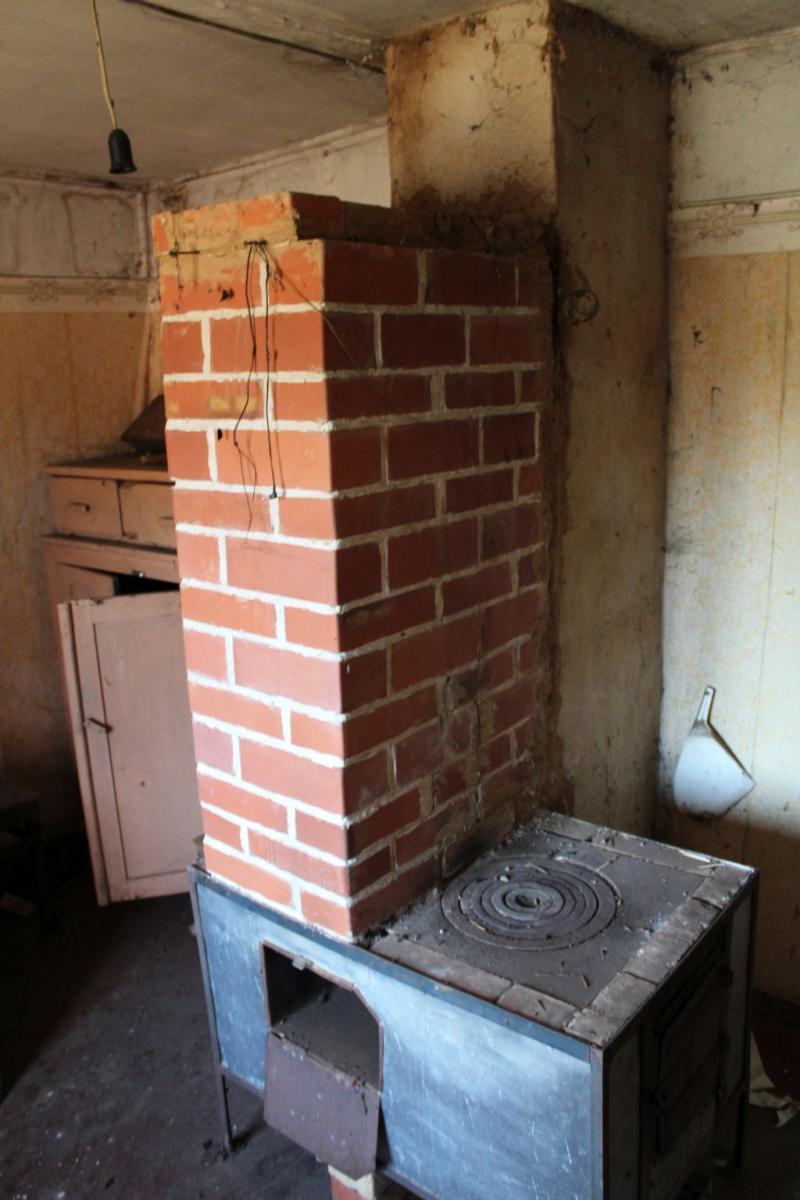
[160,257,261,316]
[321,313,377,372]
[344,686,438,757]
[343,750,388,814]
[283,607,340,653]
[292,193,345,237]
[350,793,428,863]
[350,856,440,934]
[164,379,261,420]
[189,682,282,740]
[300,891,352,936]
[484,412,537,464]
[325,374,431,420]
[192,721,234,772]
[240,739,342,810]
[233,639,342,710]
[381,314,465,369]
[268,241,323,305]
[205,843,292,908]
[394,709,473,786]
[432,759,478,806]
[518,462,544,496]
[173,488,271,534]
[249,831,347,893]
[480,732,514,775]
[335,484,436,538]
[391,612,481,692]
[226,539,380,606]
[345,788,421,857]
[521,368,550,405]
[274,375,431,423]
[294,812,348,858]
[480,675,536,737]
[518,547,545,588]
[339,588,437,652]
[341,650,390,712]
[395,797,472,865]
[324,241,418,305]
[480,591,543,653]
[272,380,328,422]
[162,320,204,374]
[290,713,345,758]
[519,635,540,673]
[426,249,515,307]
[201,808,243,851]
[446,647,516,707]
[517,251,553,308]
[482,502,541,559]
[175,531,220,582]
[387,419,479,481]
[166,430,210,481]
[197,773,288,832]
[183,628,227,681]
[278,498,336,540]
[181,587,276,638]
[445,468,514,514]
[214,427,381,492]
[210,310,375,375]
[442,561,513,616]
[388,519,478,589]
[470,314,549,365]
[444,371,516,410]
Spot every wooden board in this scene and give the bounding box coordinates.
[61,591,201,902]
[48,475,121,539]
[119,481,176,549]
[45,454,169,483]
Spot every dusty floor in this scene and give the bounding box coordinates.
[1,869,798,1200]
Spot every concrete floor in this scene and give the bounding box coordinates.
[1,869,798,1200]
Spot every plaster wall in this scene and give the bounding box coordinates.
[387,1,556,224]
[662,31,800,1000]
[152,121,390,214]
[0,173,156,830]
[553,6,669,835]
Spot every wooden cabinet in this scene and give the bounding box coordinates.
[42,456,201,905]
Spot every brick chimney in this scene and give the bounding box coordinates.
[154,191,552,938]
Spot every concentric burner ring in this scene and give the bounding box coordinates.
[441,855,618,950]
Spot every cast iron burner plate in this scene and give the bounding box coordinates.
[386,818,712,1008]
[442,855,618,951]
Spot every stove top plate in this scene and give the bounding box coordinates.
[377,811,749,1013]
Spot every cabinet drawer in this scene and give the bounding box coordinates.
[119,482,176,549]
[49,476,122,539]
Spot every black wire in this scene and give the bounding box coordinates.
[232,243,259,533]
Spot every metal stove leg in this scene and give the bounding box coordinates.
[189,868,234,1155]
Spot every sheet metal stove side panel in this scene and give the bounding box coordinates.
[196,877,594,1200]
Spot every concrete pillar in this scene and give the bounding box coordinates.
[386,0,670,836]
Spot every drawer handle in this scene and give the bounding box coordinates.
[158,516,173,524]
[68,501,91,513]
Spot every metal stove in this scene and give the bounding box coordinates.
[190,810,757,1200]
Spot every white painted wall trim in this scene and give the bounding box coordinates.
[671,193,800,258]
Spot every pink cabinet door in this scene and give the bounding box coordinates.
[58,591,201,904]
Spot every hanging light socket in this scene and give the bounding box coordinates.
[89,0,137,175]
[108,127,137,174]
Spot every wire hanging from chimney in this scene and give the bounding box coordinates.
[88,0,137,173]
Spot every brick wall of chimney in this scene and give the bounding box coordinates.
[154,192,552,938]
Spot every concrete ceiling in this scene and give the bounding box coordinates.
[576,0,800,50]
[1,0,799,185]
